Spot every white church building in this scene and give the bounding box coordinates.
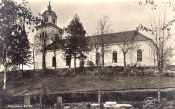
[34,3,155,69]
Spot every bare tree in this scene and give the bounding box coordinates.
[117,32,136,74]
[138,9,175,103]
[95,15,112,72]
[90,15,112,102]
[90,35,102,103]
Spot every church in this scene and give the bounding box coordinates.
[34,2,156,69]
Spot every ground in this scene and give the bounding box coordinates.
[2,68,175,96]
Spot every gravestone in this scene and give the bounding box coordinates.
[160,98,168,107]
[24,94,30,105]
[56,96,62,108]
[100,103,104,109]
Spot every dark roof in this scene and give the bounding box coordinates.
[35,23,61,31]
[86,30,151,45]
[42,10,57,18]
[46,30,152,50]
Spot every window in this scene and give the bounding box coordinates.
[80,60,84,68]
[52,18,55,24]
[113,51,117,62]
[137,49,142,62]
[39,34,42,39]
[44,17,48,22]
[52,56,56,67]
[44,33,47,39]
[66,55,71,66]
[40,32,47,39]
[55,34,59,40]
[96,52,100,65]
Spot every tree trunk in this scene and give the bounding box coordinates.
[101,44,104,72]
[124,53,126,75]
[98,68,101,103]
[33,48,35,70]
[69,55,71,68]
[98,90,101,103]
[3,67,7,90]
[42,51,46,70]
[3,51,7,90]
[22,52,23,74]
[54,50,56,69]
[158,73,161,103]
[42,38,46,70]
[73,54,76,76]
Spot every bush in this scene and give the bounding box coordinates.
[87,60,94,71]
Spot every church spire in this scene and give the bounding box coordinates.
[48,1,51,11]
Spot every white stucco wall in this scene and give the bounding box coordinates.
[35,39,155,69]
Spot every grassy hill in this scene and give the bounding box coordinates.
[2,67,175,97]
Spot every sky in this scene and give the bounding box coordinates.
[15,0,174,40]
[8,0,175,69]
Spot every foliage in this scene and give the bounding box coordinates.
[63,14,88,73]
[0,0,33,68]
[11,29,32,68]
[0,0,34,89]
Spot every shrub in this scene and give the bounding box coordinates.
[87,60,94,71]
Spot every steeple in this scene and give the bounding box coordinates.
[48,1,51,11]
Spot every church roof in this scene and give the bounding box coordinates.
[86,30,151,45]
[42,10,57,18]
[46,30,152,50]
[42,1,57,18]
[35,22,61,31]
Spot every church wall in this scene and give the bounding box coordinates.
[84,40,155,68]
[130,41,155,67]
[35,52,42,69]
[35,40,155,69]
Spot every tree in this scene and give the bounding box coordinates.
[117,31,136,74]
[64,14,87,75]
[95,15,111,72]
[0,0,34,90]
[90,35,102,103]
[137,8,175,103]
[90,15,112,102]
[136,0,175,104]
[11,29,32,72]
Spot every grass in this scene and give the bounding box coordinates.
[3,68,175,96]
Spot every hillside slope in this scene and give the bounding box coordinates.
[4,69,175,96]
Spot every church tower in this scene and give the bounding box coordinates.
[35,2,62,69]
[42,1,57,25]
[35,1,61,38]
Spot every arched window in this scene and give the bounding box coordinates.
[52,18,55,24]
[44,17,48,22]
[66,55,71,66]
[40,32,47,39]
[55,34,59,40]
[52,56,56,67]
[113,51,117,62]
[96,52,100,65]
[80,60,84,68]
[137,49,142,62]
